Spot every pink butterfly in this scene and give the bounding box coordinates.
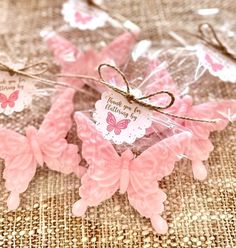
[150,95,236,180]
[106,112,130,135]
[205,53,224,72]
[75,11,93,24]
[0,88,81,210]
[138,56,236,180]
[72,112,192,234]
[45,31,139,92]
[0,90,19,109]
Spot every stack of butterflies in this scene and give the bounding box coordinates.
[0,0,236,235]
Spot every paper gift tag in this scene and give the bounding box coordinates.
[195,44,236,83]
[62,0,109,30]
[0,70,35,115]
[94,89,152,144]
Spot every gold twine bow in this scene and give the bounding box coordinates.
[58,63,216,123]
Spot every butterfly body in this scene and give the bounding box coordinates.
[118,149,133,194]
[25,126,44,166]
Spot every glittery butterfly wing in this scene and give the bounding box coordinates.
[195,44,236,82]
[37,88,80,176]
[0,128,37,210]
[106,112,130,135]
[183,99,236,180]
[72,112,121,216]
[126,131,191,234]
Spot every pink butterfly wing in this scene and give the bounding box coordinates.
[94,31,139,92]
[0,92,7,108]
[73,112,121,216]
[0,128,37,210]
[145,57,180,97]
[130,131,191,186]
[38,88,81,175]
[7,90,19,108]
[106,111,116,126]
[106,112,116,133]
[205,53,224,72]
[114,119,130,135]
[128,185,168,234]
[45,32,86,88]
[100,31,139,68]
[126,132,191,234]
[46,32,138,92]
[184,100,236,180]
[45,32,79,66]
[75,12,93,24]
[116,119,130,129]
[9,90,19,101]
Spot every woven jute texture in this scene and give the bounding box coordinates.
[0,0,236,247]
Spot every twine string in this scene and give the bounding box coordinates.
[0,60,80,90]
[192,23,236,61]
[20,61,49,75]
[0,61,49,76]
[58,63,216,123]
[0,58,216,124]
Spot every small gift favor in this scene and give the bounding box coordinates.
[46,39,235,234]
[0,10,140,212]
[0,53,83,211]
[169,19,236,83]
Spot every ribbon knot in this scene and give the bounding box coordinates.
[126,94,136,103]
[97,63,176,111]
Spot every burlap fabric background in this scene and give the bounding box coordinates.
[0,0,236,247]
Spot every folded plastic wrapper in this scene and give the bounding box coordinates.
[44,29,236,233]
[0,5,235,235]
[0,6,140,214]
